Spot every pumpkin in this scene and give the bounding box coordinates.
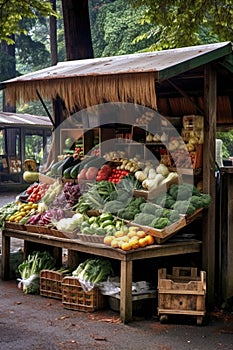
[24,159,37,172]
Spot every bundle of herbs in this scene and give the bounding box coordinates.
[17,251,56,294]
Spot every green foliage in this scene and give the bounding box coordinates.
[16,18,51,73]
[130,0,233,50]
[89,0,156,57]
[0,0,58,43]
[216,131,233,158]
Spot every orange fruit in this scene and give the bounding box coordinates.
[103,236,114,245]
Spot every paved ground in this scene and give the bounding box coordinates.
[0,279,233,350]
[0,191,233,349]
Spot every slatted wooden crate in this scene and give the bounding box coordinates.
[40,270,64,300]
[157,267,206,325]
[61,277,106,312]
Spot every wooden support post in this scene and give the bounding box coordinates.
[219,167,233,301]
[203,64,217,309]
[1,233,10,280]
[120,260,132,323]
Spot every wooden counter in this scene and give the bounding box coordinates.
[1,228,201,323]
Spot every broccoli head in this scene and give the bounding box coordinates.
[140,203,157,215]
[190,195,203,209]
[168,184,179,200]
[200,194,211,209]
[128,197,145,209]
[172,200,196,215]
[151,217,170,229]
[133,213,155,226]
[176,184,194,201]
[153,193,172,208]
[168,210,180,223]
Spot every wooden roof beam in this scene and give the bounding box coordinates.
[166,79,204,115]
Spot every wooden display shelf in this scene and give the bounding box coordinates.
[1,227,202,323]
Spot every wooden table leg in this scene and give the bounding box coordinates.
[120,259,132,323]
[2,231,10,280]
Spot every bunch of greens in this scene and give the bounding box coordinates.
[17,251,56,294]
[72,257,113,289]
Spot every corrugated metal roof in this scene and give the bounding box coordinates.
[0,112,52,128]
[1,41,232,84]
[1,42,232,114]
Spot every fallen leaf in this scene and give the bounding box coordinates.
[94,336,107,341]
[56,315,70,320]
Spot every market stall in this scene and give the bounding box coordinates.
[1,41,233,318]
[0,112,52,188]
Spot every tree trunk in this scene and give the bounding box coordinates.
[0,38,16,112]
[61,0,94,60]
[50,0,58,66]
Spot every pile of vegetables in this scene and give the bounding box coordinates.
[26,208,73,227]
[52,212,84,232]
[117,196,145,220]
[25,182,50,203]
[39,180,63,207]
[73,175,142,215]
[17,251,56,294]
[135,163,179,191]
[79,212,126,236]
[107,168,130,183]
[133,205,180,229]
[115,158,140,173]
[74,181,114,212]
[72,257,113,290]
[152,183,211,215]
[51,182,82,209]
[0,201,19,229]
[104,225,155,251]
[96,164,113,181]
[6,202,38,224]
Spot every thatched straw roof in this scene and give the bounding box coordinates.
[1,41,233,117]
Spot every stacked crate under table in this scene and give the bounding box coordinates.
[40,270,106,312]
[157,267,206,325]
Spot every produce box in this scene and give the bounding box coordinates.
[49,228,78,239]
[191,144,203,169]
[24,224,77,239]
[25,224,51,234]
[62,276,106,312]
[130,216,186,244]
[157,267,206,325]
[133,175,180,200]
[5,222,25,231]
[40,269,64,300]
[184,207,203,224]
[76,233,105,244]
[38,173,57,185]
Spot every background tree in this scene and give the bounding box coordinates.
[61,0,93,60]
[0,0,57,43]
[89,0,156,57]
[130,0,233,50]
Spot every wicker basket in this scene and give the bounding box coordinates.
[40,269,64,300]
[61,276,106,312]
[49,228,78,239]
[76,233,104,244]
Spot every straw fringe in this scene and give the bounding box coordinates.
[5,73,157,112]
